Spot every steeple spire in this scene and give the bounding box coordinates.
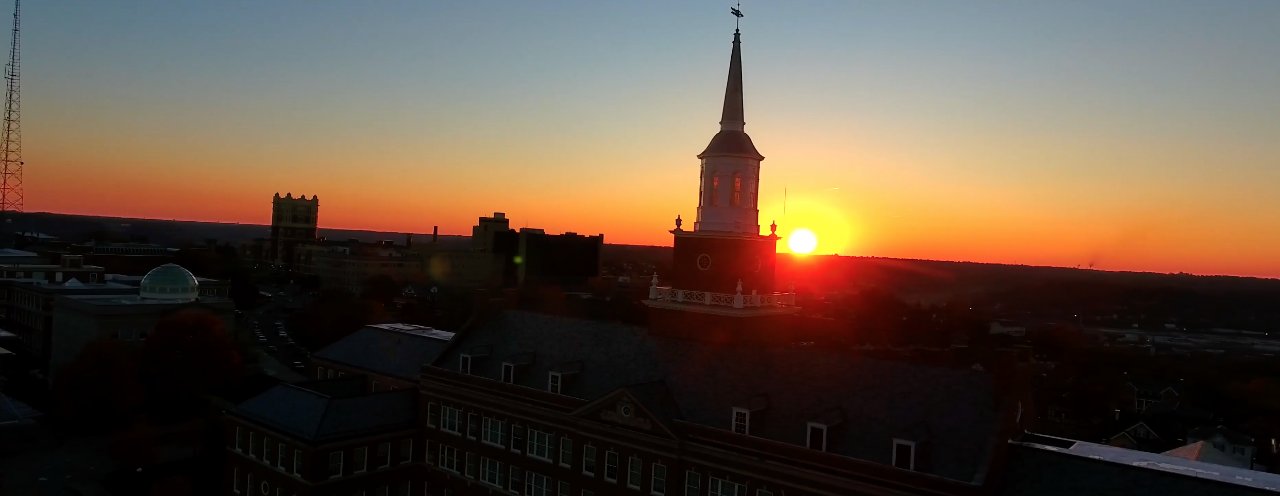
[719,29,745,132]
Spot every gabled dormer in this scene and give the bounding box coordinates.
[730,394,769,436]
[806,408,845,452]
[548,361,582,395]
[458,345,491,375]
[501,352,535,384]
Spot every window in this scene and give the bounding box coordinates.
[892,439,915,471]
[428,402,439,428]
[559,481,570,496]
[652,463,667,495]
[1234,446,1247,455]
[327,369,334,378]
[684,471,701,496]
[250,432,260,459]
[583,445,598,476]
[247,474,254,495]
[316,367,325,379]
[236,427,245,451]
[378,442,391,468]
[400,439,413,463]
[732,408,749,435]
[526,472,551,496]
[292,449,302,475]
[399,481,412,496]
[277,442,286,469]
[439,444,459,472]
[528,429,553,461]
[460,355,472,374]
[628,457,642,489]
[355,447,368,473]
[502,363,515,384]
[711,176,720,205]
[731,173,741,206]
[483,417,505,447]
[511,424,524,454]
[264,438,273,465]
[468,413,480,439]
[807,423,827,451]
[560,437,573,468]
[372,380,380,392]
[233,468,241,493]
[549,372,562,395]
[709,478,745,496]
[1215,442,1226,452]
[260,480,270,495]
[509,466,524,493]
[466,452,478,479]
[328,451,343,479]
[605,451,619,482]
[442,406,461,434]
[481,457,504,487]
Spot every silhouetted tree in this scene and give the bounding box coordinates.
[361,274,401,307]
[289,289,388,350]
[51,340,145,432]
[142,311,240,399]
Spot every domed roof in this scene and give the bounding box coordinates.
[139,263,199,301]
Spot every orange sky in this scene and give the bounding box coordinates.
[21,1,1280,279]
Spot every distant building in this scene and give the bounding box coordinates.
[1174,425,1257,469]
[48,263,235,381]
[0,247,48,265]
[471,212,509,252]
[309,323,455,392]
[1127,380,1183,413]
[492,228,602,288]
[270,192,319,268]
[295,239,422,294]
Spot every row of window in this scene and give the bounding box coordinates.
[425,402,776,496]
[698,170,757,209]
[235,426,304,476]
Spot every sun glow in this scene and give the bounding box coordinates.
[788,228,818,254]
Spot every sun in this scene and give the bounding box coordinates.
[788,228,818,254]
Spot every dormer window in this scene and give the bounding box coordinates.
[548,372,562,395]
[731,408,749,435]
[460,355,472,375]
[807,423,827,451]
[502,363,515,384]
[892,439,916,471]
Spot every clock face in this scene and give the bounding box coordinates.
[697,254,712,271]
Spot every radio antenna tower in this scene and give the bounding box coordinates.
[0,0,21,215]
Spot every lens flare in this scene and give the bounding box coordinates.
[788,228,817,254]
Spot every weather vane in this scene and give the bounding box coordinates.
[730,2,743,30]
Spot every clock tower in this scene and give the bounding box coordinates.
[645,23,797,340]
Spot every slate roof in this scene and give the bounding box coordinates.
[314,324,455,381]
[433,310,1002,483]
[1162,441,1244,467]
[1004,435,1279,495]
[233,378,417,443]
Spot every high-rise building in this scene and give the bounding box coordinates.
[470,212,509,252]
[269,192,319,268]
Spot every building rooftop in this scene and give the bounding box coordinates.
[1006,433,1280,493]
[0,248,38,258]
[433,310,1002,483]
[62,294,231,306]
[233,378,417,443]
[314,324,456,381]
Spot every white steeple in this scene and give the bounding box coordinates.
[694,28,764,235]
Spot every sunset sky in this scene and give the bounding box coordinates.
[22,1,1280,277]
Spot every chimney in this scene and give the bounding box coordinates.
[432,226,438,243]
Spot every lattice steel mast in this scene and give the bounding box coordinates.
[1,0,21,215]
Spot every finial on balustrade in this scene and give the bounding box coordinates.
[648,273,660,300]
[736,279,743,294]
[675,215,683,231]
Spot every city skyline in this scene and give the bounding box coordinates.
[22,1,1280,278]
